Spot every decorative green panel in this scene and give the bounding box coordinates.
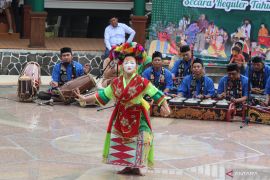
[151,0,270,41]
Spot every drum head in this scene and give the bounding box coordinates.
[19,75,31,81]
[22,62,40,82]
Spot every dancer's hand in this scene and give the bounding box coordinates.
[160,101,171,117]
[73,88,87,107]
[73,88,86,103]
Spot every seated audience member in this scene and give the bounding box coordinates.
[229,46,245,74]
[245,56,270,95]
[218,63,248,105]
[177,58,215,99]
[230,41,250,62]
[142,51,173,93]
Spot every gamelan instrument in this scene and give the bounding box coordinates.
[17,61,41,101]
[250,94,266,106]
[245,104,270,125]
[151,98,236,121]
[58,74,96,103]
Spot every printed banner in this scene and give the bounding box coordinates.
[183,0,270,12]
[149,0,270,61]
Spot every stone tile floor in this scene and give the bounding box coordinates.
[0,86,269,180]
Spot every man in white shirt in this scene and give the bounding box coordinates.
[241,19,251,40]
[104,17,136,58]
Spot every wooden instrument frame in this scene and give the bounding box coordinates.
[151,103,236,122]
[244,105,270,125]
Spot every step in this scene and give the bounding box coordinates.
[205,68,227,74]
[0,33,20,40]
[205,65,227,69]
[207,73,225,77]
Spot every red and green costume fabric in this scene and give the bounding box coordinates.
[95,73,165,168]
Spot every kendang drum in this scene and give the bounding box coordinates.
[17,62,41,101]
[58,74,96,103]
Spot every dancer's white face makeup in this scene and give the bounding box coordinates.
[123,57,137,74]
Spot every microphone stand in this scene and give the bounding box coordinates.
[240,51,252,128]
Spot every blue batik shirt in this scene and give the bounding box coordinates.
[170,59,192,78]
[245,65,270,89]
[51,61,84,83]
[178,75,215,98]
[218,75,248,97]
[142,66,173,91]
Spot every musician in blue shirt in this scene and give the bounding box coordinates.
[171,45,192,79]
[38,47,87,101]
[50,47,85,87]
[178,58,215,99]
[142,51,173,93]
[170,45,193,93]
[264,77,270,106]
[218,63,248,104]
[245,56,270,94]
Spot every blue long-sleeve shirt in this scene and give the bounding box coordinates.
[52,61,84,83]
[142,66,173,91]
[265,77,270,95]
[170,59,192,78]
[217,75,248,97]
[178,75,215,98]
[244,65,270,89]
